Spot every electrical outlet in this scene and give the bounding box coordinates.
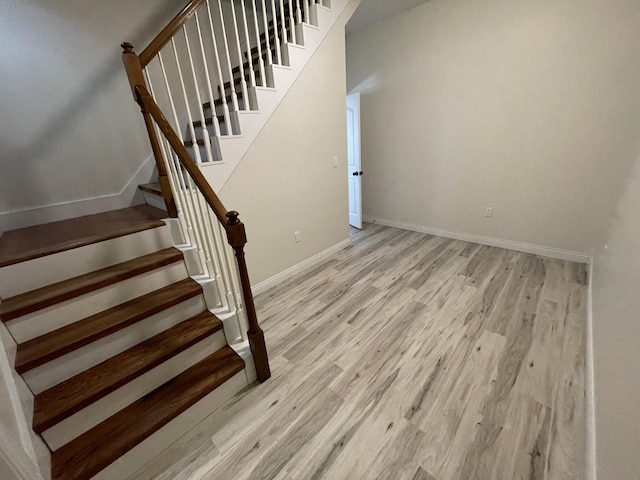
[333,156,339,168]
[294,231,301,243]
[485,207,493,218]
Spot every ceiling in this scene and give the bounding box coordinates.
[345,0,431,34]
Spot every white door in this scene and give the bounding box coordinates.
[347,93,362,229]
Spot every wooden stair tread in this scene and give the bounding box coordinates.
[33,310,223,433]
[138,182,162,195]
[51,346,244,480]
[15,278,202,374]
[0,248,183,322]
[0,205,167,268]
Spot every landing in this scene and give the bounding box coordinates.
[0,205,167,268]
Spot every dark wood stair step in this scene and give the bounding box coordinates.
[33,310,223,433]
[15,278,202,374]
[0,205,166,269]
[0,248,183,322]
[51,346,244,480]
[138,182,162,196]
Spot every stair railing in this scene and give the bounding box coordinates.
[124,47,270,381]
[122,0,326,382]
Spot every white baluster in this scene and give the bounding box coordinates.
[278,0,288,45]
[288,0,297,44]
[260,0,273,67]
[193,189,225,308]
[145,68,189,243]
[204,1,235,135]
[193,12,224,143]
[213,0,241,117]
[269,0,282,64]
[251,0,266,86]
[181,25,216,164]
[159,51,209,276]
[207,209,236,315]
[302,0,309,24]
[295,0,302,25]
[169,38,203,164]
[239,0,257,89]
[228,0,250,109]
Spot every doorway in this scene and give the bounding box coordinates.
[347,93,362,229]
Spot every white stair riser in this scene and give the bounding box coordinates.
[0,224,173,299]
[141,191,168,212]
[42,330,228,451]
[94,370,248,480]
[23,295,207,393]
[176,245,205,277]
[7,261,189,343]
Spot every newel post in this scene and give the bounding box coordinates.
[121,42,178,218]
[225,211,271,382]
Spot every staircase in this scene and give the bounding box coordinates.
[0,206,249,479]
[0,0,353,478]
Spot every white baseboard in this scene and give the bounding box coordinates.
[0,155,156,232]
[363,215,590,264]
[251,238,351,296]
[586,257,597,480]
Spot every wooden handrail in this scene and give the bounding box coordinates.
[136,86,231,228]
[139,0,208,67]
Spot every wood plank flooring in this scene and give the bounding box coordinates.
[133,223,586,480]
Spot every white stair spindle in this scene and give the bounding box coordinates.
[288,0,297,44]
[169,38,203,165]
[145,69,189,243]
[260,0,273,67]
[213,0,241,116]
[228,0,250,109]
[204,2,235,135]
[239,0,257,89]
[190,185,223,305]
[159,51,209,276]
[295,0,302,25]
[181,25,217,164]
[269,0,282,64]
[251,0,267,87]
[278,0,288,45]
[207,209,237,315]
[303,0,309,24]
[193,12,224,142]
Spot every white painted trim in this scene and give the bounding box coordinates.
[251,238,352,296]
[0,155,156,231]
[363,215,590,264]
[585,257,597,480]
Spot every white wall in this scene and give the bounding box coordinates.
[346,0,640,255]
[591,152,640,480]
[0,0,186,230]
[220,13,351,285]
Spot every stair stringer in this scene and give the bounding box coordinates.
[201,0,350,192]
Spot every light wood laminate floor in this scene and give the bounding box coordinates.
[135,224,586,480]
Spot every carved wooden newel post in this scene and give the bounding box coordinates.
[225,211,271,382]
[121,42,178,218]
